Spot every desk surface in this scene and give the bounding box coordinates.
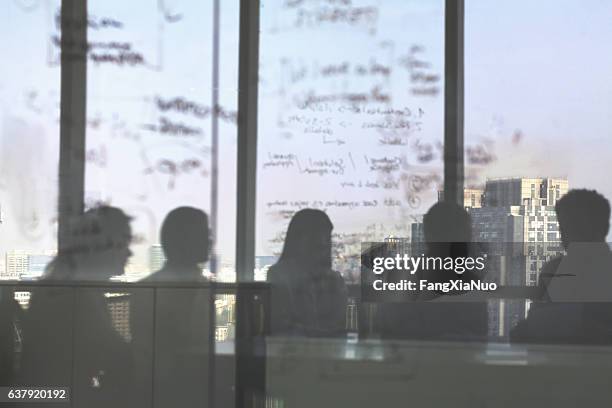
[263,337,612,408]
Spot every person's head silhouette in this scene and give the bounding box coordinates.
[47,206,132,280]
[555,189,610,249]
[421,202,476,289]
[280,209,333,269]
[160,207,210,268]
[423,201,472,244]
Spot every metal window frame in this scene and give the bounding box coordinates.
[57,0,465,293]
[444,0,465,206]
[233,0,465,281]
[57,1,464,407]
[58,0,87,251]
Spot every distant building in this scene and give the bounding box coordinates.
[107,293,131,342]
[3,250,57,281]
[438,188,484,209]
[470,177,568,338]
[409,216,425,255]
[23,253,55,280]
[149,244,166,273]
[415,178,569,339]
[482,177,568,208]
[4,250,29,280]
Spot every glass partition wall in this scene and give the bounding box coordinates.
[3,1,612,408]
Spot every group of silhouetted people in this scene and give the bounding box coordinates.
[0,206,213,407]
[2,188,612,406]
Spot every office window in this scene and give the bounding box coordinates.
[256,0,444,281]
[84,0,239,281]
[466,0,612,222]
[0,1,62,280]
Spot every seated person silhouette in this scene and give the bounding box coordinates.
[20,206,133,407]
[130,207,212,408]
[381,202,488,341]
[268,209,348,337]
[511,189,612,344]
[143,206,210,282]
[1,222,22,386]
[0,281,22,386]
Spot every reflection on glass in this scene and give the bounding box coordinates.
[0,0,62,280]
[85,0,239,282]
[466,0,612,341]
[257,0,445,282]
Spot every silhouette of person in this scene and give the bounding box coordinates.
[0,285,21,386]
[381,202,488,341]
[143,206,210,282]
[1,223,21,386]
[511,189,612,344]
[540,189,612,301]
[268,209,348,337]
[19,206,134,407]
[130,207,212,408]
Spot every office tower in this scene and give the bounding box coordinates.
[149,244,166,273]
[482,177,568,207]
[4,250,29,280]
[215,294,236,343]
[471,177,568,284]
[409,215,425,255]
[383,236,411,254]
[107,293,132,342]
[469,177,568,338]
[2,250,56,281]
[438,188,484,209]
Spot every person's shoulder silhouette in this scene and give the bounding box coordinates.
[382,201,488,341]
[268,209,347,337]
[543,189,612,301]
[512,189,612,344]
[131,207,212,408]
[20,206,134,407]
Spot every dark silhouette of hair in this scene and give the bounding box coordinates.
[380,201,487,341]
[423,201,472,243]
[555,189,610,247]
[160,207,209,265]
[45,206,132,280]
[268,209,347,336]
[279,208,333,268]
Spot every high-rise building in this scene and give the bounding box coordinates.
[23,253,55,280]
[438,188,484,209]
[4,250,29,280]
[2,250,56,281]
[149,244,166,273]
[482,177,568,208]
[107,293,132,342]
[469,177,568,338]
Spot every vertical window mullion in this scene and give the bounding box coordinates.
[444,0,465,205]
[235,0,260,283]
[58,0,87,251]
[235,1,261,407]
